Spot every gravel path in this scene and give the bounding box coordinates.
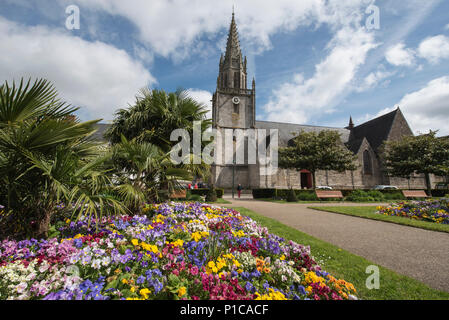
[224,200,449,293]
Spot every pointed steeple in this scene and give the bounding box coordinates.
[217,11,248,90]
[223,11,243,67]
[346,116,354,130]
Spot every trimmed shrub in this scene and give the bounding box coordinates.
[431,189,449,197]
[286,189,298,202]
[252,189,277,199]
[205,187,217,202]
[345,190,376,202]
[296,191,319,201]
[190,188,223,199]
[215,188,224,198]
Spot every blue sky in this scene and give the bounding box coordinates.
[1,0,449,135]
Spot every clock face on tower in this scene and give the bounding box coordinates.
[232,97,240,105]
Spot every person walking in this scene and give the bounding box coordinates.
[237,184,243,199]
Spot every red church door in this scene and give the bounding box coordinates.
[300,170,313,189]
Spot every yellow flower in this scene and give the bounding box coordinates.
[280,255,286,261]
[140,288,151,299]
[131,239,139,246]
[177,287,187,297]
[191,232,202,242]
[66,219,71,224]
[122,279,128,285]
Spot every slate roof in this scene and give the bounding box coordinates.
[255,120,351,147]
[90,110,404,156]
[90,123,111,142]
[345,137,364,154]
[350,109,399,152]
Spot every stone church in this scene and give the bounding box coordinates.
[210,13,444,190]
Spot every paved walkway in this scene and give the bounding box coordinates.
[224,200,449,293]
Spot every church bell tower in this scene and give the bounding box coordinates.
[212,12,256,130]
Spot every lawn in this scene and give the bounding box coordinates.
[235,206,449,300]
[309,206,449,234]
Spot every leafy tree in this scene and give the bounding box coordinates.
[383,131,449,194]
[0,78,127,239]
[279,130,357,189]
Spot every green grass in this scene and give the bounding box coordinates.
[309,206,449,234]
[208,198,232,205]
[172,198,231,205]
[234,206,449,300]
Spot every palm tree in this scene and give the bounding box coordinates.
[0,78,126,239]
[111,136,192,213]
[105,88,211,152]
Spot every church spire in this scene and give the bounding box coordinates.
[224,10,242,65]
[217,11,247,90]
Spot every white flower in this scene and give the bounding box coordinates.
[101,256,111,267]
[39,262,50,273]
[16,282,28,294]
[91,259,101,270]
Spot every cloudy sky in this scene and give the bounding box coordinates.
[1,0,449,135]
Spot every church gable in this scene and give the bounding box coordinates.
[351,108,404,154]
[385,107,414,142]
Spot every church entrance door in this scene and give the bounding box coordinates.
[300,170,313,189]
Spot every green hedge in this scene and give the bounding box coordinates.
[252,189,319,201]
[431,189,449,197]
[252,188,408,202]
[189,188,224,198]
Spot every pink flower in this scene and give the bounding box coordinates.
[190,266,199,276]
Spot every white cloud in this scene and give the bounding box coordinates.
[380,76,449,136]
[0,17,155,121]
[263,26,378,124]
[186,89,213,120]
[445,23,449,30]
[417,35,449,64]
[385,43,416,67]
[356,68,395,92]
[66,0,374,61]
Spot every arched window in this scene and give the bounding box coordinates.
[234,72,240,89]
[363,150,373,175]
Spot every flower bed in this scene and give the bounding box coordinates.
[376,199,449,224]
[0,202,357,300]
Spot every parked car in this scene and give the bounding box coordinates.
[316,186,333,190]
[435,183,449,190]
[373,185,398,190]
